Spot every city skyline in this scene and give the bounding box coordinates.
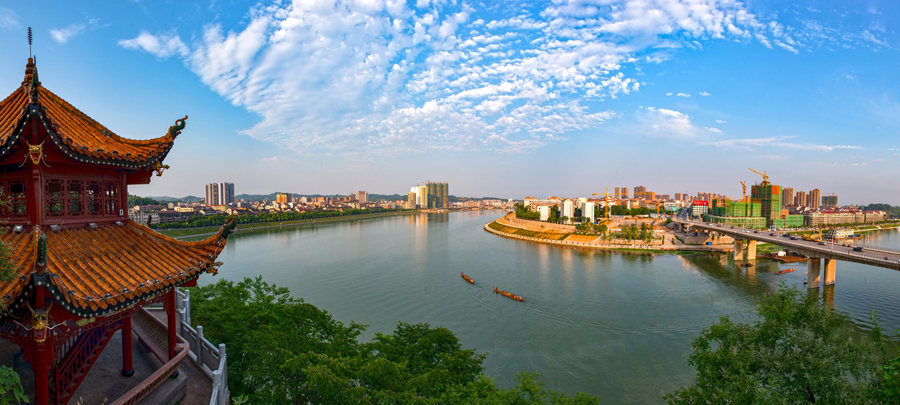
[0,1,897,204]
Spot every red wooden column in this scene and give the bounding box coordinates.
[121,314,134,376]
[166,288,177,360]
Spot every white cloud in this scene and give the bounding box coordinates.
[702,136,862,152]
[666,92,673,96]
[646,107,694,137]
[50,18,103,44]
[699,91,711,96]
[118,30,188,58]
[715,119,726,124]
[705,127,722,133]
[119,0,803,153]
[0,7,20,30]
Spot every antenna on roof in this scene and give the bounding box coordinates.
[28,27,32,57]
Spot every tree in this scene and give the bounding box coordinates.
[666,283,893,404]
[549,206,559,223]
[190,277,600,403]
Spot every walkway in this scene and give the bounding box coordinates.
[0,328,211,404]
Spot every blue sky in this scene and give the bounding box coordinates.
[1,1,898,204]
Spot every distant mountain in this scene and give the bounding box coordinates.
[862,203,900,218]
[147,195,203,203]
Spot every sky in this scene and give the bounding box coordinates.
[0,0,898,204]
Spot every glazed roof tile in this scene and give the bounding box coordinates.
[0,220,234,316]
[0,60,184,167]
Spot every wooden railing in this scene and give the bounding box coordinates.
[110,308,188,405]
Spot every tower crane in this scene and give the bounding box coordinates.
[591,188,612,225]
[748,168,769,185]
[740,181,747,202]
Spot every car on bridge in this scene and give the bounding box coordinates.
[853,247,864,252]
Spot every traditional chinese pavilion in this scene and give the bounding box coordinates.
[0,57,235,404]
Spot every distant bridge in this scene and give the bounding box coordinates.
[673,220,900,288]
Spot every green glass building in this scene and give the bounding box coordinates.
[426,182,449,208]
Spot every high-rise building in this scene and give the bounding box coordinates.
[782,187,794,208]
[614,187,621,199]
[276,193,290,204]
[426,182,449,208]
[205,183,219,206]
[795,191,807,207]
[218,183,232,205]
[356,190,368,203]
[809,189,821,209]
[407,191,417,209]
[620,186,628,199]
[417,185,428,208]
[633,186,646,199]
[206,182,234,205]
[751,182,782,227]
[822,195,838,208]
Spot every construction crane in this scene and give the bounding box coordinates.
[748,168,769,185]
[591,188,612,224]
[740,181,747,202]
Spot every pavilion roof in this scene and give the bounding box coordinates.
[0,219,235,317]
[0,58,185,168]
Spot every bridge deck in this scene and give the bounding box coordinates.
[674,220,900,271]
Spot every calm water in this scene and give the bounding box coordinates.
[206,211,900,404]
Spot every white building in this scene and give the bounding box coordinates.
[538,205,551,221]
[562,199,575,222]
[584,202,595,222]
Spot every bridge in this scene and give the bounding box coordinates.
[673,220,900,289]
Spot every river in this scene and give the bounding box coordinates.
[205,210,900,404]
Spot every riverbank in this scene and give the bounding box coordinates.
[160,210,421,240]
[484,215,731,253]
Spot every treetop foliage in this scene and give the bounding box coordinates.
[666,283,900,404]
[190,277,600,404]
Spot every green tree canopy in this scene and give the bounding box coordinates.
[666,283,898,404]
[190,277,600,404]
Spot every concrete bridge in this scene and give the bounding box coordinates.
[673,220,900,289]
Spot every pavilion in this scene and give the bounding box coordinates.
[0,56,235,404]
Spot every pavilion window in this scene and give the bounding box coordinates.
[86,181,102,214]
[104,182,119,215]
[1,180,27,217]
[46,179,64,216]
[67,180,84,215]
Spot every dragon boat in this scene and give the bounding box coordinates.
[461,272,475,284]
[776,267,797,275]
[494,287,525,302]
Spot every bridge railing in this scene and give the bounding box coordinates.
[851,243,900,255]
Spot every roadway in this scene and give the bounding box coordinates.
[673,219,900,271]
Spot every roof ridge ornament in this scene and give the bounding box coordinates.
[23,56,40,104]
[167,115,188,139]
[35,227,48,275]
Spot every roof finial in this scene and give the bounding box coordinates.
[28,27,32,58]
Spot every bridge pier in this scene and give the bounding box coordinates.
[824,258,836,286]
[733,240,744,261]
[746,240,757,261]
[807,258,821,289]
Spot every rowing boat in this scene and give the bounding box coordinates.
[493,287,525,302]
[776,267,797,275]
[461,272,474,284]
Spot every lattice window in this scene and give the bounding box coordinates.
[3,180,27,217]
[46,179,64,216]
[67,180,83,215]
[86,181,102,214]
[104,182,119,215]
